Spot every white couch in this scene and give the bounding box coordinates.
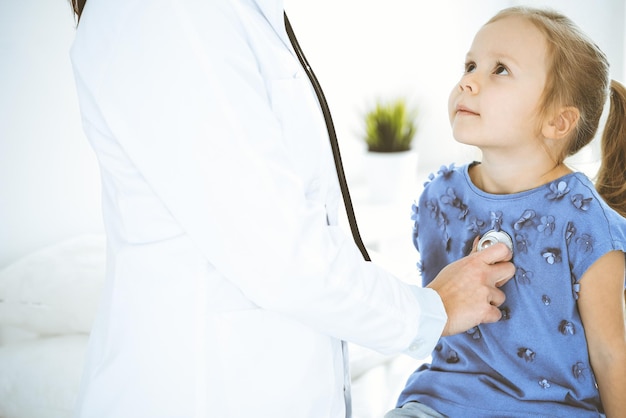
[0,235,105,418]
[0,235,423,418]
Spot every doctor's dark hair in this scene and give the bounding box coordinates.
[488,7,626,218]
[69,0,86,21]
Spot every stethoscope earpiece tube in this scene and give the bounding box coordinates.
[284,12,370,262]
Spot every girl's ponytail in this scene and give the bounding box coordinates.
[596,79,626,218]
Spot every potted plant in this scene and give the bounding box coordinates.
[361,98,419,203]
[364,98,418,153]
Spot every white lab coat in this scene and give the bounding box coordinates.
[70,0,446,417]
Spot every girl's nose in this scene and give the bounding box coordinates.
[459,75,478,93]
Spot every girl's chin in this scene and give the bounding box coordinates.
[452,135,480,147]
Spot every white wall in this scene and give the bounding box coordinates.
[0,1,103,268]
[1,0,624,268]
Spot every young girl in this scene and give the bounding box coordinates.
[387,6,626,418]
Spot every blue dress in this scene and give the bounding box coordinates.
[397,163,626,417]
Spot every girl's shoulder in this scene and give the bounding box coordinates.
[567,172,626,242]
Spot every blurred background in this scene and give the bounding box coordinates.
[0,0,624,267]
[0,2,624,417]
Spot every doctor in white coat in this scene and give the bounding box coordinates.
[68,0,514,417]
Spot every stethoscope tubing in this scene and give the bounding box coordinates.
[284,12,370,261]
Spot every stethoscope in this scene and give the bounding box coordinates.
[284,14,517,262]
[284,13,371,262]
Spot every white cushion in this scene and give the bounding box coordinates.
[0,234,106,335]
[0,334,88,418]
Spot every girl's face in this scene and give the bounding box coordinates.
[448,16,549,152]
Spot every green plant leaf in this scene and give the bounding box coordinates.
[363,98,418,153]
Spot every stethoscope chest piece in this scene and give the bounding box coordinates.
[478,229,514,253]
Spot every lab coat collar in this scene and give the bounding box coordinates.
[252,0,296,55]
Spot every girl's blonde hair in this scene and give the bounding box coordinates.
[488,7,626,217]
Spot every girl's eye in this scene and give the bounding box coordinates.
[494,63,509,75]
[464,62,476,73]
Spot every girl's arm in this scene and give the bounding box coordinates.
[577,250,626,417]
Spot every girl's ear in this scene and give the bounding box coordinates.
[542,107,580,140]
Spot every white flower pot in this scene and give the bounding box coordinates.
[361,149,418,204]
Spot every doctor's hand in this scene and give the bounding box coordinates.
[427,242,514,336]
